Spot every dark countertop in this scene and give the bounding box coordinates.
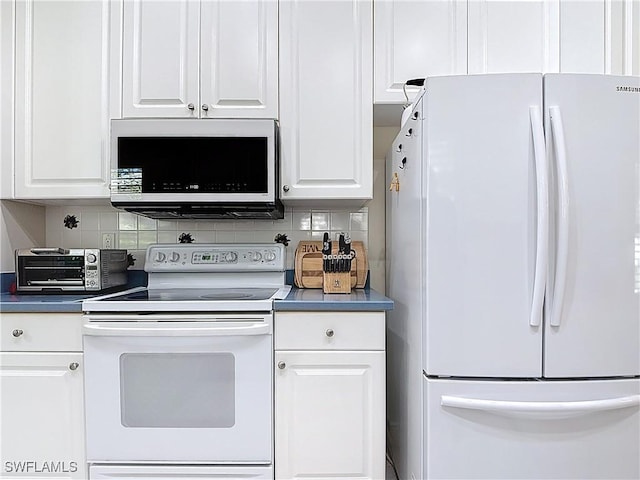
[275,287,393,311]
[1,287,393,313]
[0,292,91,313]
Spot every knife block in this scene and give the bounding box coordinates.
[294,241,368,290]
[323,271,352,294]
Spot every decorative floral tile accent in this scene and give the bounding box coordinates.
[63,214,79,229]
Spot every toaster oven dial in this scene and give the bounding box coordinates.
[86,253,97,263]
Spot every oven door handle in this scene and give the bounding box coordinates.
[82,322,271,337]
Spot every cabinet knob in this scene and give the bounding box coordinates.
[201,104,209,111]
[12,329,23,338]
[325,328,334,337]
[187,103,195,111]
[282,185,290,193]
[69,362,79,371]
[277,361,286,370]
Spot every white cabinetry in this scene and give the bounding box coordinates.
[467,0,558,74]
[279,0,373,201]
[467,0,639,75]
[274,311,385,480]
[0,314,85,479]
[375,0,639,104]
[122,0,278,119]
[374,0,467,104]
[1,1,14,199]
[13,0,121,199]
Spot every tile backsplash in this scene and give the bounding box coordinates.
[45,205,368,270]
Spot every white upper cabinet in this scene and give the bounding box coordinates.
[374,0,467,104]
[603,0,639,75]
[1,0,14,199]
[376,0,639,105]
[14,0,121,199]
[468,0,638,76]
[467,0,559,74]
[279,0,373,201]
[122,0,278,119]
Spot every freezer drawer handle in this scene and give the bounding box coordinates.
[441,394,640,420]
[82,322,270,337]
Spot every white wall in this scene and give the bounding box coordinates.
[369,126,401,292]
[0,200,45,272]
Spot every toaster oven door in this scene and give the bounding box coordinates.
[16,254,85,291]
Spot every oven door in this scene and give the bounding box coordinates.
[82,314,272,463]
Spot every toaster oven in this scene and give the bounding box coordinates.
[15,248,128,293]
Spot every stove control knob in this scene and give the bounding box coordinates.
[155,252,166,263]
[169,252,181,263]
[250,251,263,262]
[86,253,97,263]
[224,252,238,263]
[263,250,277,262]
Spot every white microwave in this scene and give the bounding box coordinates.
[110,119,283,219]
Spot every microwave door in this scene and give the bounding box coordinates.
[110,119,277,205]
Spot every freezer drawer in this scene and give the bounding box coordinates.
[424,377,640,479]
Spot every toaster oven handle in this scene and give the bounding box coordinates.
[30,248,70,255]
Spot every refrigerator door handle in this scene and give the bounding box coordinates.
[528,106,548,327]
[441,394,640,420]
[548,106,570,327]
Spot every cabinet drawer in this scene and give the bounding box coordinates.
[275,312,385,351]
[0,314,82,352]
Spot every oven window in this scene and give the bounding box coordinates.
[119,353,235,428]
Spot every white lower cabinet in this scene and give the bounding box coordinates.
[274,312,385,480]
[0,314,86,479]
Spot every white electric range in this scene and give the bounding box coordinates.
[81,243,290,480]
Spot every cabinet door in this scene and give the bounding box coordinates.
[200,0,278,118]
[279,0,373,201]
[605,0,639,75]
[468,0,560,74]
[373,0,467,104]
[0,352,86,479]
[14,0,120,199]
[274,351,385,480]
[122,0,199,118]
[0,0,13,199]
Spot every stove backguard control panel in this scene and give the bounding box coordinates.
[145,243,286,272]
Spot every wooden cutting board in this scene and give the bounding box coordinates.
[294,240,368,289]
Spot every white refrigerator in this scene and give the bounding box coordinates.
[385,74,640,480]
